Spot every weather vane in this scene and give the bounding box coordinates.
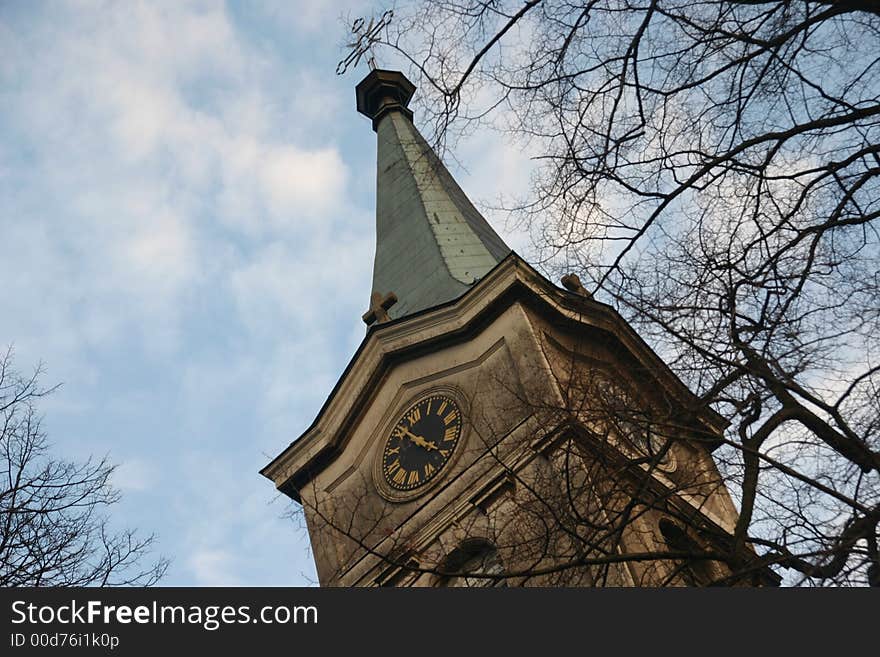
[336,9,394,75]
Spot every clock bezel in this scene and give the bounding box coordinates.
[372,386,468,503]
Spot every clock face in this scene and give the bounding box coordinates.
[382,393,462,491]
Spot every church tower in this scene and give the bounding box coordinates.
[261,70,772,587]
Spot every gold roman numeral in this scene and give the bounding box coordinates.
[386,446,400,455]
[406,406,422,426]
[437,400,448,416]
[385,458,401,476]
[424,463,435,477]
[408,470,420,486]
[444,410,458,426]
[393,469,407,485]
[444,427,457,443]
[440,449,450,457]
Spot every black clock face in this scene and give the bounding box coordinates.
[382,394,462,491]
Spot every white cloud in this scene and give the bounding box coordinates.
[251,0,372,35]
[188,549,242,587]
[455,131,537,255]
[259,145,348,221]
[113,458,157,493]
[122,210,193,285]
[1,0,356,359]
[1,1,366,585]
[224,228,372,436]
[228,234,370,334]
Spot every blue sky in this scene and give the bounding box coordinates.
[0,1,531,585]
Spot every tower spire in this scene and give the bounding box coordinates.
[356,69,511,323]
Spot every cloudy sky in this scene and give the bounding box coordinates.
[0,1,531,585]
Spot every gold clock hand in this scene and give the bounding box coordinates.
[399,427,438,451]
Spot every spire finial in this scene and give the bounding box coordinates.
[336,10,394,76]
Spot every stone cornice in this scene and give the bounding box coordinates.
[260,253,727,500]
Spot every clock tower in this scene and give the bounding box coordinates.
[261,70,774,587]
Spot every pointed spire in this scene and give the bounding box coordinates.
[356,69,511,322]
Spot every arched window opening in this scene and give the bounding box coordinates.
[659,518,715,586]
[436,540,507,587]
[590,371,675,471]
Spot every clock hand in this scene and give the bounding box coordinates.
[398,427,438,451]
[417,437,439,451]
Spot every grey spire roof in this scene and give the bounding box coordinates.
[356,70,511,321]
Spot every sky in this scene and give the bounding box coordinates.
[0,0,533,585]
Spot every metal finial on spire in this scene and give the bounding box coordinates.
[336,10,394,76]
